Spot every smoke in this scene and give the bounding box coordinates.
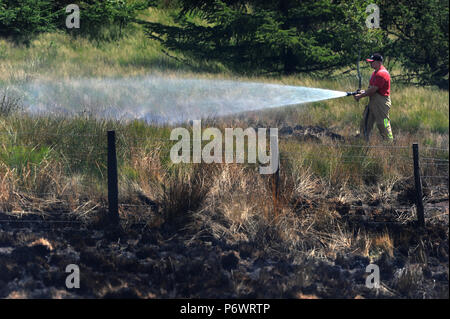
[5,75,347,124]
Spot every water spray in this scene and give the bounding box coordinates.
[346,89,361,96]
[3,76,349,124]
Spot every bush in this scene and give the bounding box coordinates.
[61,0,144,41]
[380,0,449,89]
[0,0,149,43]
[0,0,56,44]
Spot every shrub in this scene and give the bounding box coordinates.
[0,0,56,44]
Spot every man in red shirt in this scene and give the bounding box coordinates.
[354,53,394,141]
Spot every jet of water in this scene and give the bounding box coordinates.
[5,75,347,124]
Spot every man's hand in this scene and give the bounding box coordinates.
[353,90,365,101]
[355,86,379,101]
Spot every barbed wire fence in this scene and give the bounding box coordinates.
[275,141,448,226]
[0,129,448,229]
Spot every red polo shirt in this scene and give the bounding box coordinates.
[369,65,390,96]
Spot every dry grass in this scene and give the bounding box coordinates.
[393,264,425,297]
[372,232,394,258]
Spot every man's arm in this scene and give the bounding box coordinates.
[354,86,378,101]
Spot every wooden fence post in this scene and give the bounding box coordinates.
[107,130,119,226]
[413,143,425,227]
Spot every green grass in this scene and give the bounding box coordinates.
[0,145,50,175]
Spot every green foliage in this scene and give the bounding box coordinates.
[142,0,383,74]
[0,145,51,174]
[58,0,148,41]
[0,0,149,43]
[0,0,56,43]
[379,0,449,89]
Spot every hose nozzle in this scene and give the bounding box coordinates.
[346,89,361,96]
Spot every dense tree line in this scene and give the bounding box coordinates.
[0,0,448,88]
[378,0,449,89]
[143,0,383,74]
[142,0,448,88]
[0,0,148,42]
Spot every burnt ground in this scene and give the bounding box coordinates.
[0,204,448,299]
[0,126,448,299]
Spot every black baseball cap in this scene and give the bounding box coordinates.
[366,53,383,62]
